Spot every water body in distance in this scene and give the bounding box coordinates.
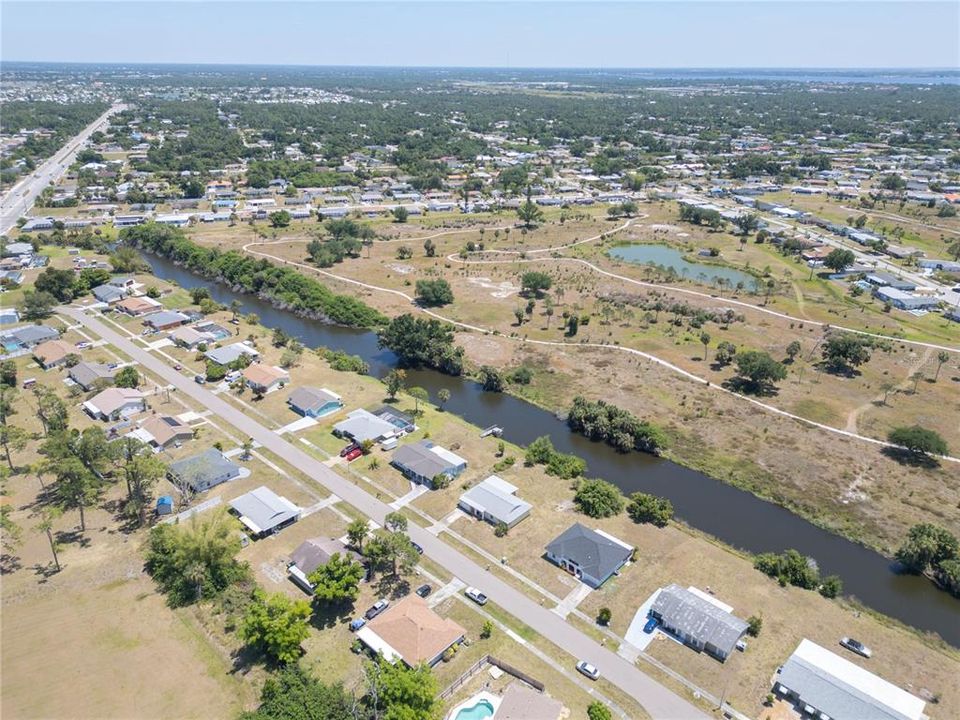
[146,253,960,646]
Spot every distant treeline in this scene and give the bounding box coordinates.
[121,223,386,328]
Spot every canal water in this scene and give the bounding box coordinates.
[608,244,757,289]
[146,253,960,646]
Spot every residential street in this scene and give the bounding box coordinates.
[62,306,710,720]
[0,103,124,235]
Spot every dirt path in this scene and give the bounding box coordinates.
[844,346,934,433]
[240,238,960,464]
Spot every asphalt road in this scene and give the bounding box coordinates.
[0,103,124,236]
[63,306,709,720]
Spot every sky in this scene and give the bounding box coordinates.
[2,1,958,69]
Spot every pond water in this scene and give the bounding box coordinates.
[608,244,757,288]
[145,252,960,646]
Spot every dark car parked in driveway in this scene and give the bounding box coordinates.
[364,598,389,620]
[415,584,431,598]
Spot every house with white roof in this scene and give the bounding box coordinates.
[774,639,927,720]
[459,475,532,529]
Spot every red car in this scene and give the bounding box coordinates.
[345,448,363,462]
[339,443,359,457]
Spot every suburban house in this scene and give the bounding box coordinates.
[144,311,190,331]
[68,361,116,390]
[333,408,399,444]
[496,683,565,720]
[545,523,633,588]
[169,325,216,349]
[167,448,242,493]
[92,283,128,304]
[205,341,260,366]
[228,486,301,538]
[242,364,290,394]
[287,386,343,418]
[83,388,146,421]
[128,414,194,450]
[649,584,749,662]
[287,537,364,593]
[11,324,58,347]
[774,639,926,720]
[873,287,940,311]
[115,295,162,317]
[32,339,75,369]
[356,595,466,668]
[459,475,532,529]
[390,440,467,487]
[864,272,917,291]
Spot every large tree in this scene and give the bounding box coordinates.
[823,248,856,274]
[240,590,312,664]
[309,553,365,605]
[626,492,673,527]
[574,479,625,518]
[240,667,358,720]
[821,333,871,373]
[520,271,552,297]
[733,350,787,393]
[888,425,948,459]
[896,523,959,574]
[378,315,464,375]
[414,279,454,307]
[365,658,439,720]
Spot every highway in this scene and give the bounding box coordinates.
[0,103,124,236]
[62,306,709,720]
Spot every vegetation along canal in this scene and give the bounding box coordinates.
[147,253,960,646]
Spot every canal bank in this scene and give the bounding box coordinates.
[144,252,960,646]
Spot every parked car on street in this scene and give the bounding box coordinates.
[411,541,423,554]
[464,587,487,605]
[194,375,206,384]
[840,637,872,658]
[364,599,390,620]
[576,660,600,680]
[415,584,432,598]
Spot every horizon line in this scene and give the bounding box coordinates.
[3,60,959,72]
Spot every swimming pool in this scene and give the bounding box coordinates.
[453,699,495,720]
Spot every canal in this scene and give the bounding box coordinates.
[146,253,960,646]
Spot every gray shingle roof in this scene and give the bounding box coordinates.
[287,386,340,413]
[333,408,396,443]
[11,324,58,345]
[204,342,259,366]
[290,537,361,576]
[391,441,455,480]
[68,362,116,390]
[545,523,632,582]
[168,448,239,490]
[651,584,748,657]
[229,486,300,535]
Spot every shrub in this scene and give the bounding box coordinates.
[494,522,509,538]
[626,492,673,527]
[746,615,763,637]
[597,607,612,625]
[574,478,625,518]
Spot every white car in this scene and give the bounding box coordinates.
[576,660,600,680]
[75,341,92,349]
[464,587,488,605]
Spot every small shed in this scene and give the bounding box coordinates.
[156,495,174,516]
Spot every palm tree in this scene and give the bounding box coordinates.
[934,351,950,382]
[437,388,451,411]
[37,509,62,573]
[230,300,242,322]
[910,371,925,394]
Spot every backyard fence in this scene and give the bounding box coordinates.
[439,654,546,701]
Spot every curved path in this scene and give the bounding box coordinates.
[63,307,709,720]
[241,235,960,464]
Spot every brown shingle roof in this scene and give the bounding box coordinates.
[366,594,465,666]
[33,340,74,366]
[243,364,289,387]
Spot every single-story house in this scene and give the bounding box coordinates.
[228,486,301,537]
[391,440,467,487]
[242,364,290,394]
[774,639,926,720]
[649,584,748,662]
[33,339,75,369]
[0,308,20,325]
[144,311,190,331]
[169,325,216,349]
[459,475,532,529]
[11,324,59,347]
[496,682,565,720]
[545,523,633,588]
[333,408,398,444]
[68,361,116,390]
[287,537,364,593]
[115,295,162,316]
[287,386,343,417]
[356,594,465,667]
[0,270,25,285]
[83,387,146,421]
[918,258,960,273]
[864,272,916,291]
[168,448,242,493]
[2,241,34,256]
[205,341,260,366]
[91,284,127,304]
[128,414,193,450]
[873,287,940,311]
